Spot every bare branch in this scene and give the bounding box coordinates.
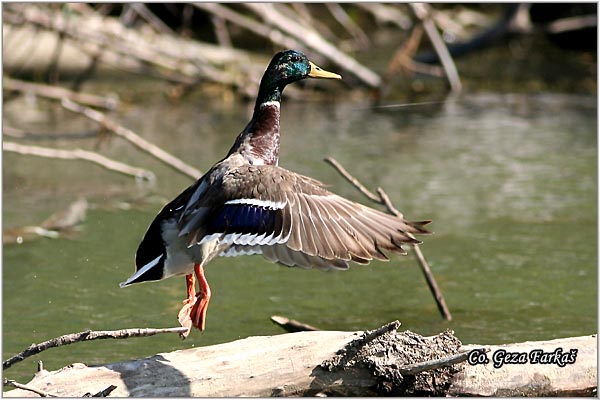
[355,3,413,30]
[323,157,380,203]
[40,197,88,231]
[325,3,370,48]
[193,3,302,51]
[3,327,189,370]
[83,384,118,397]
[129,3,176,35]
[3,125,99,140]
[5,4,255,87]
[411,244,452,320]
[4,198,88,245]
[61,98,201,180]
[4,378,57,397]
[376,187,404,219]
[3,141,155,182]
[210,15,232,48]
[410,3,462,92]
[244,3,381,88]
[4,77,119,110]
[398,348,489,375]
[545,14,597,34]
[324,156,452,321]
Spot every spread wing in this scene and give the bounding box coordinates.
[177,164,431,270]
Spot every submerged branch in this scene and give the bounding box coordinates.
[270,315,320,332]
[324,157,452,321]
[3,198,88,245]
[411,244,452,320]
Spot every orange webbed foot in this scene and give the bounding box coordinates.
[177,265,212,339]
[178,294,197,339]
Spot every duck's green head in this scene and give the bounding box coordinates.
[257,50,341,105]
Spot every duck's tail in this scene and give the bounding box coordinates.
[120,219,166,287]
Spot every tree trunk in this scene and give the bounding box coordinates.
[3,328,596,397]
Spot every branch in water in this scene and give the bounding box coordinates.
[324,156,452,321]
[270,315,320,332]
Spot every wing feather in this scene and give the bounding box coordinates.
[309,196,346,259]
[317,198,367,261]
[173,163,430,270]
[262,244,349,270]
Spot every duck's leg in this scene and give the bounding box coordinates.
[177,273,197,339]
[190,263,211,331]
[177,263,212,339]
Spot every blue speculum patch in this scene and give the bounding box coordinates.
[212,204,278,235]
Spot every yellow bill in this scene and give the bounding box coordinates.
[308,61,342,80]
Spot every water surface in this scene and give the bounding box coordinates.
[3,91,597,383]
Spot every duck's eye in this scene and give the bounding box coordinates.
[290,55,301,63]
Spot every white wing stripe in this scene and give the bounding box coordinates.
[225,198,286,209]
[220,246,263,257]
[199,231,279,246]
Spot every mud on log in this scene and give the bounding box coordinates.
[3,323,596,397]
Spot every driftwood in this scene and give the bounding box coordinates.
[3,3,383,90]
[324,3,370,50]
[7,3,585,98]
[4,4,264,89]
[2,322,596,397]
[270,315,320,332]
[243,3,381,88]
[380,24,445,101]
[355,3,412,30]
[192,3,304,56]
[409,3,462,93]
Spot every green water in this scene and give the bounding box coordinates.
[3,91,597,384]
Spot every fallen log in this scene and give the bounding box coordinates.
[4,3,264,90]
[244,3,381,88]
[3,323,596,397]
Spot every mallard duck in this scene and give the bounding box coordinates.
[120,50,431,338]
